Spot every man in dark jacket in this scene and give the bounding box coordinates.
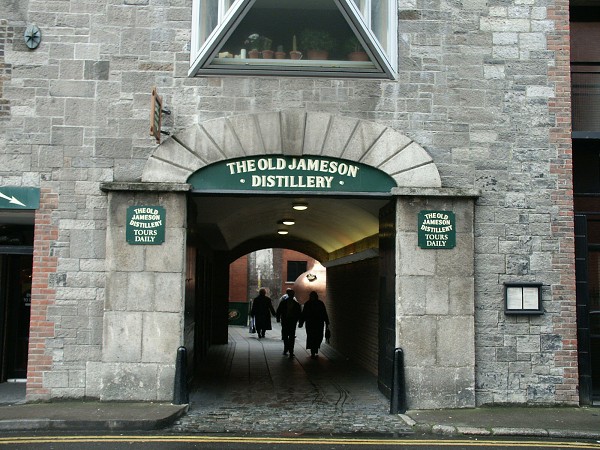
[276,289,302,358]
[251,288,275,338]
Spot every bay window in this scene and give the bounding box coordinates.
[189,0,398,79]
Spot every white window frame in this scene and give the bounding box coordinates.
[189,0,398,79]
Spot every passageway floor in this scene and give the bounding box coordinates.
[170,324,412,436]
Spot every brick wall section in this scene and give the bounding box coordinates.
[327,258,378,376]
[27,188,59,401]
[547,0,578,405]
[0,19,12,119]
[229,255,248,302]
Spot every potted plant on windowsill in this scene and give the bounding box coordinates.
[275,45,286,59]
[261,37,274,59]
[344,36,369,61]
[243,33,273,59]
[244,33,261,58]
[299,29,335,60]
[289,35,302,60]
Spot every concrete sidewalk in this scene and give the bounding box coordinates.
[0,401,598,439]
[0,324,597,437]
[403,406,600,440]
[0,401,188,431]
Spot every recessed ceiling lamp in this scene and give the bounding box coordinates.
[277,229,289,235]
[293,202,308,211]
[281,218,295,226]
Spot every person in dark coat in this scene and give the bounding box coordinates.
[276,289,302,358]
[251,288,275,338]
[299,291,329,358]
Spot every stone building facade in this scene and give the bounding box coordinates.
[0,0,587,408]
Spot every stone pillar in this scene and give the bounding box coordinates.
[88,183,188,401]
[394,188,478,409]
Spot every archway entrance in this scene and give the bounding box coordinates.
[178,185,399,431]
[96,111,479,411]
[141,111,450,409]
[185,191,394,394]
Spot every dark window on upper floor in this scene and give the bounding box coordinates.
[286,260,307,282]
[571,5,600,135]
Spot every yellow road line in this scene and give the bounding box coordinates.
[0,436,598,448]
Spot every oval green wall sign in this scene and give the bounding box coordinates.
[187,156,396,193]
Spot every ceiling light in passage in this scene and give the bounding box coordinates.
[277,229,289,235]
[293,202,308,211]
[281,219,295,226]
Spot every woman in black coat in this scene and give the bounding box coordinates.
[251,288,275,338]
[299,291,329,358]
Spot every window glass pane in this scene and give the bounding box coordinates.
[287,261,307,282]
[199,0,219,47]
[213,0,375,69]
[223,0,234,17]
[352,0,367,17]
[371,0,389,53]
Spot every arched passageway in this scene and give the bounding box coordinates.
[148,111,441,402]
[184,192,391,383]
[99,111,478,411]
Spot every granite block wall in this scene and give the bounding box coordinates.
[0,0,576,405]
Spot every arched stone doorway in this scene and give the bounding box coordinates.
[96,111,477,410]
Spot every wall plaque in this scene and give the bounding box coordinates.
[126,206,165,245]
[418,210,456,249]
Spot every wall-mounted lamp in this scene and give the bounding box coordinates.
[306,273,317,282]
[281,218,295,226]
[504,282,543,315]
[293,202,308,211]
[277,229,289,235]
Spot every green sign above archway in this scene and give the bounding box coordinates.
[187,156,396,194]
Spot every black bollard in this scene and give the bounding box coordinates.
[173,346,189,405]
[390,347,406,414]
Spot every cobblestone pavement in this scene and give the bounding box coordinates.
[170,325,411,436]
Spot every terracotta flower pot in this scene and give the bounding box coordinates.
[289,51,302,60]
[307,49,328,60]
[275,51,286,59]
[261,50,274,59]
[347,51,369,61]
[248,49,259,59]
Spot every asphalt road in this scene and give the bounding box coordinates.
[0,434,599,449]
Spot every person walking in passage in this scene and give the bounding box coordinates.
[276,288,301,358]
[251,288,276,338]
[299,291,330,358]
[277,288,293,339]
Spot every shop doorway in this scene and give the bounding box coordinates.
[0,253,32,380]
[0,215,34,383]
